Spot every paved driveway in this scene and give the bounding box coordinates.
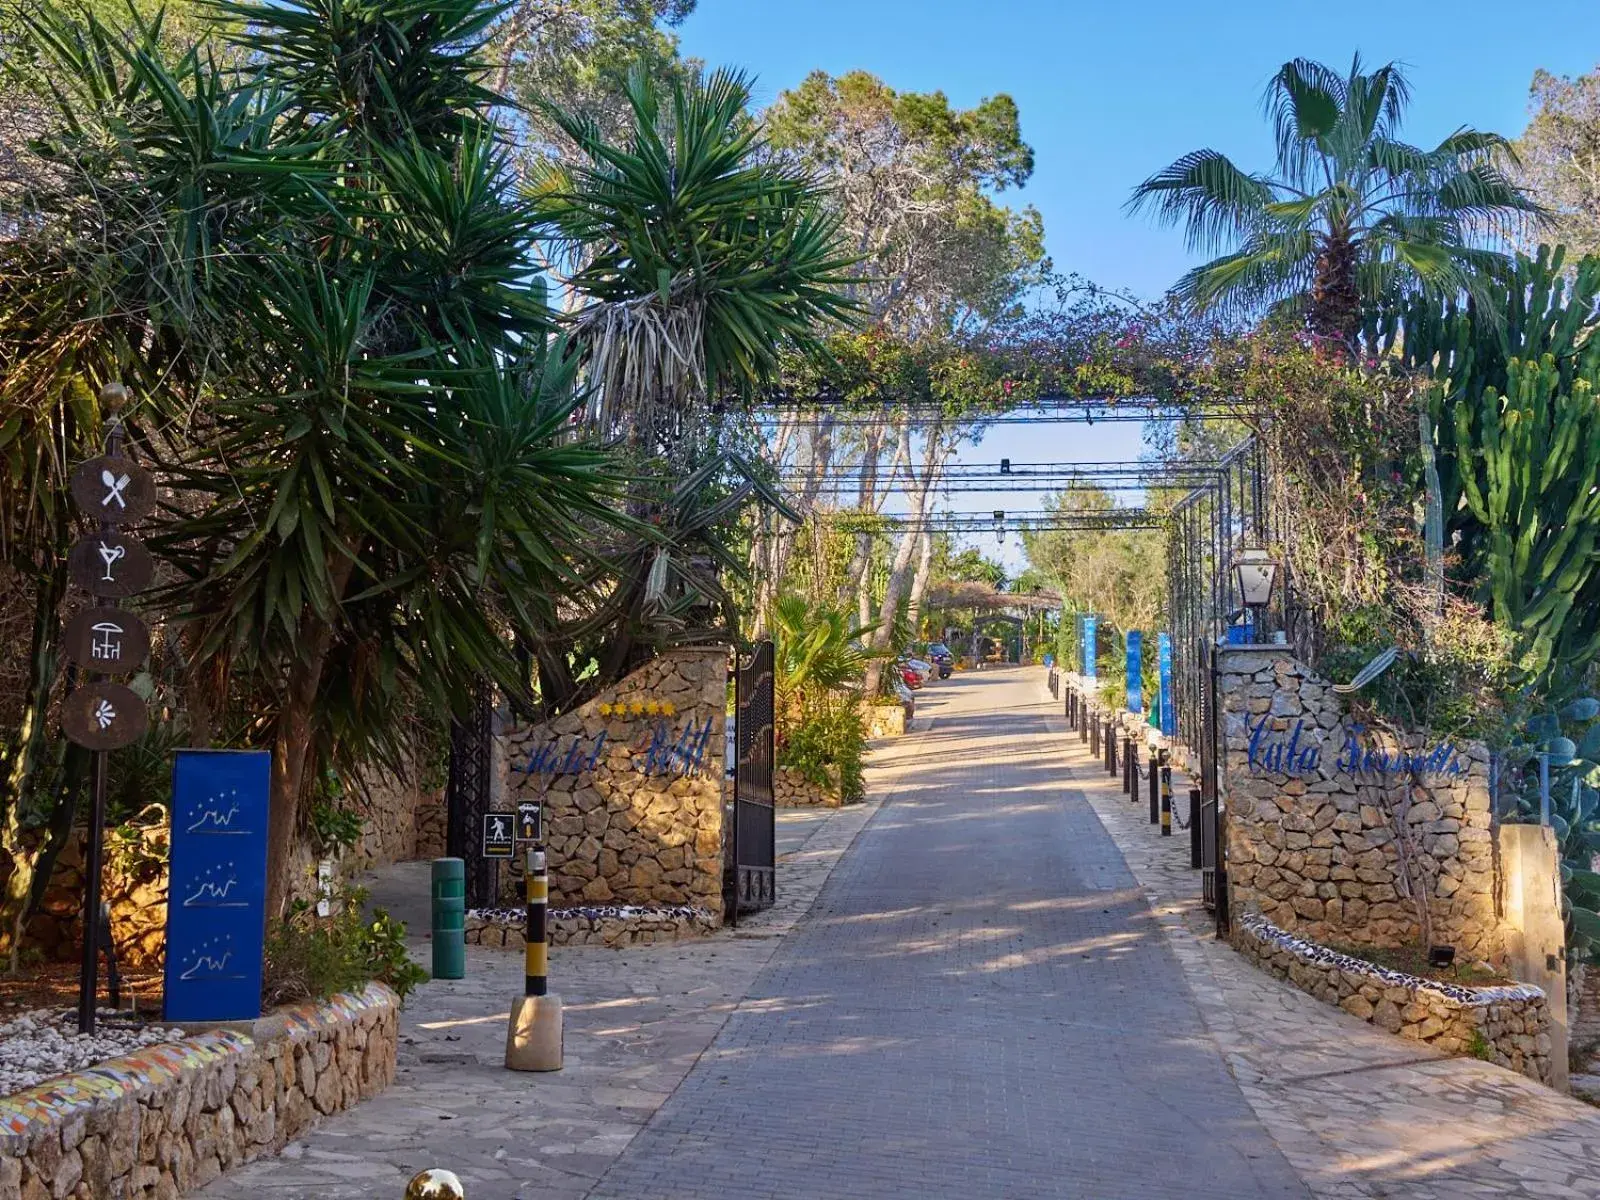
[589,668,1308,1199]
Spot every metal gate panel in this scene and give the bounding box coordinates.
[446,677,496,909]
[728,641,776,919]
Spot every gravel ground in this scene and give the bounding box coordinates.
[0,1007,184,1097]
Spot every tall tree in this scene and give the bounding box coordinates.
[766,69,1046,337]
[1515,66,1600,259]
[1130,55,1540,342]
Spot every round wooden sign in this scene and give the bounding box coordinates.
[68,532,155,598]
[64,607,150,674]
[61,681,149,751]
[70,456,156,525]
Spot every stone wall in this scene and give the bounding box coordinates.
[346,760,444,873]
[774,765,842,808]
[465,905,718,949]
[500,647,728,916]
[1220,648,1500,964]
[1235,914,1552,1085]
[865,705,905,739]
[0,983,398,1199]
[21,822,167,971]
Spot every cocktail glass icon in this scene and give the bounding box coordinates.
[97,540,126,581]
[93,699,116,729]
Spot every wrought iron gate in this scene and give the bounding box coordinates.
[446,677,496,908]
[727,641,776,920]
[1197,641,1228,932]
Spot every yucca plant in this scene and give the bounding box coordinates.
[530,62,859,447]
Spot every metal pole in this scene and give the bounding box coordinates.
[1123,737,1133,795]
[525,847,548,997]
[1190,788,1203,868]
[1539,752,1551,826]
[1160,754,1173,837]
[78,750,107,1034]
[1149,750,1159,824]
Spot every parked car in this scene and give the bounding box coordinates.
[926,643,954,679]
[903,656,934,684]
[900,663,925,689]
[891,676,915,717]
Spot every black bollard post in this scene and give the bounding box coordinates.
[1148,750,1159,824]
[1190,788,1203,868]
[1160,753,1173,837]
[1106,722,1116,775]
[1123,737,1133,795]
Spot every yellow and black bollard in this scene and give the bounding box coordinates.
[505,845,563,1071]
[1159,752,1173,837]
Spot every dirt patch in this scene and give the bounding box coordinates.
[1325,941,1512,987]
[0,959,164,1021]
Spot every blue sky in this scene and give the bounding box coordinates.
[679,0,1599,301]
[677,2,1600,570]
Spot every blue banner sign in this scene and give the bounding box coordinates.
[1245,716,1468,779]
[1125,632,1143,713]
[165,750,271,1023]
[1082,616,1098,678]
[1157,633,1174,737]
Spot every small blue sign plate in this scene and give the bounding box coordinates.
[1125,631,1143,714]
[164,749,271,1023]
[1082,616,1098,679]
[1158,633,1175,738]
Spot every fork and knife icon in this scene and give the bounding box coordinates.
[100,468,132,509]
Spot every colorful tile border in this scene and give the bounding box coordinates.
[0,981,395,1149]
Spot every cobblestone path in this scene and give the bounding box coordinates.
[588,669,1308,1200]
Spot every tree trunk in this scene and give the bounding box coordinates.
[839,421,886,612]
[1309,231,1361,348]
[905,531,935,639]
[863,420,947,694]
[263,553,356,922]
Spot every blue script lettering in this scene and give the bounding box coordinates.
[1246,714,1466,779]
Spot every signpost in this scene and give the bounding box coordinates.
[482,812,515,859]
[61,383,154,1034]
[1082,616,1098,679]
[516,800,542,845]
[164,750,271,1022]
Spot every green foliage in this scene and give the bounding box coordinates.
[308,800,364,859]
[262,886,428,1008]
[1514,67,1600,260]
[1372,247,1600,696]
[1468,1029,1493,1061]
[1502,699,1600,966]
[766,69,1044,332]
[1131,55,1540,339]
[779,705,866,803]
[770,593,878,707]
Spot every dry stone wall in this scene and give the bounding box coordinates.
[465,905,718,949]
[1235,914,1552,1085]
[774,766,842,808]
[1220,649,1500,964]
[500,647,728,916]
[0,984,397,1199]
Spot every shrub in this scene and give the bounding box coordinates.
[780,704,866,802]
[262,885,428,1008]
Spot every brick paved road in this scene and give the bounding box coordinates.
[589,668,1310,1199]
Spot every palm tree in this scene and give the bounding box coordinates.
[1129,55,1543,341]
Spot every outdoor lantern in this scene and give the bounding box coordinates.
[1230,546,1279,609]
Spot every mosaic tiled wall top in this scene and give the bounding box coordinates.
[0,981,396,1150]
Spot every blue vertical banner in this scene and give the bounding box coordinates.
[1125,631,1143,713]
[1158,633,1175,737]
[165,750,271,1023]
[1082,616,1098,679]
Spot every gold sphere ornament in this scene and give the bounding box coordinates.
[99,381,129,413]
[405,1168,465,1199]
